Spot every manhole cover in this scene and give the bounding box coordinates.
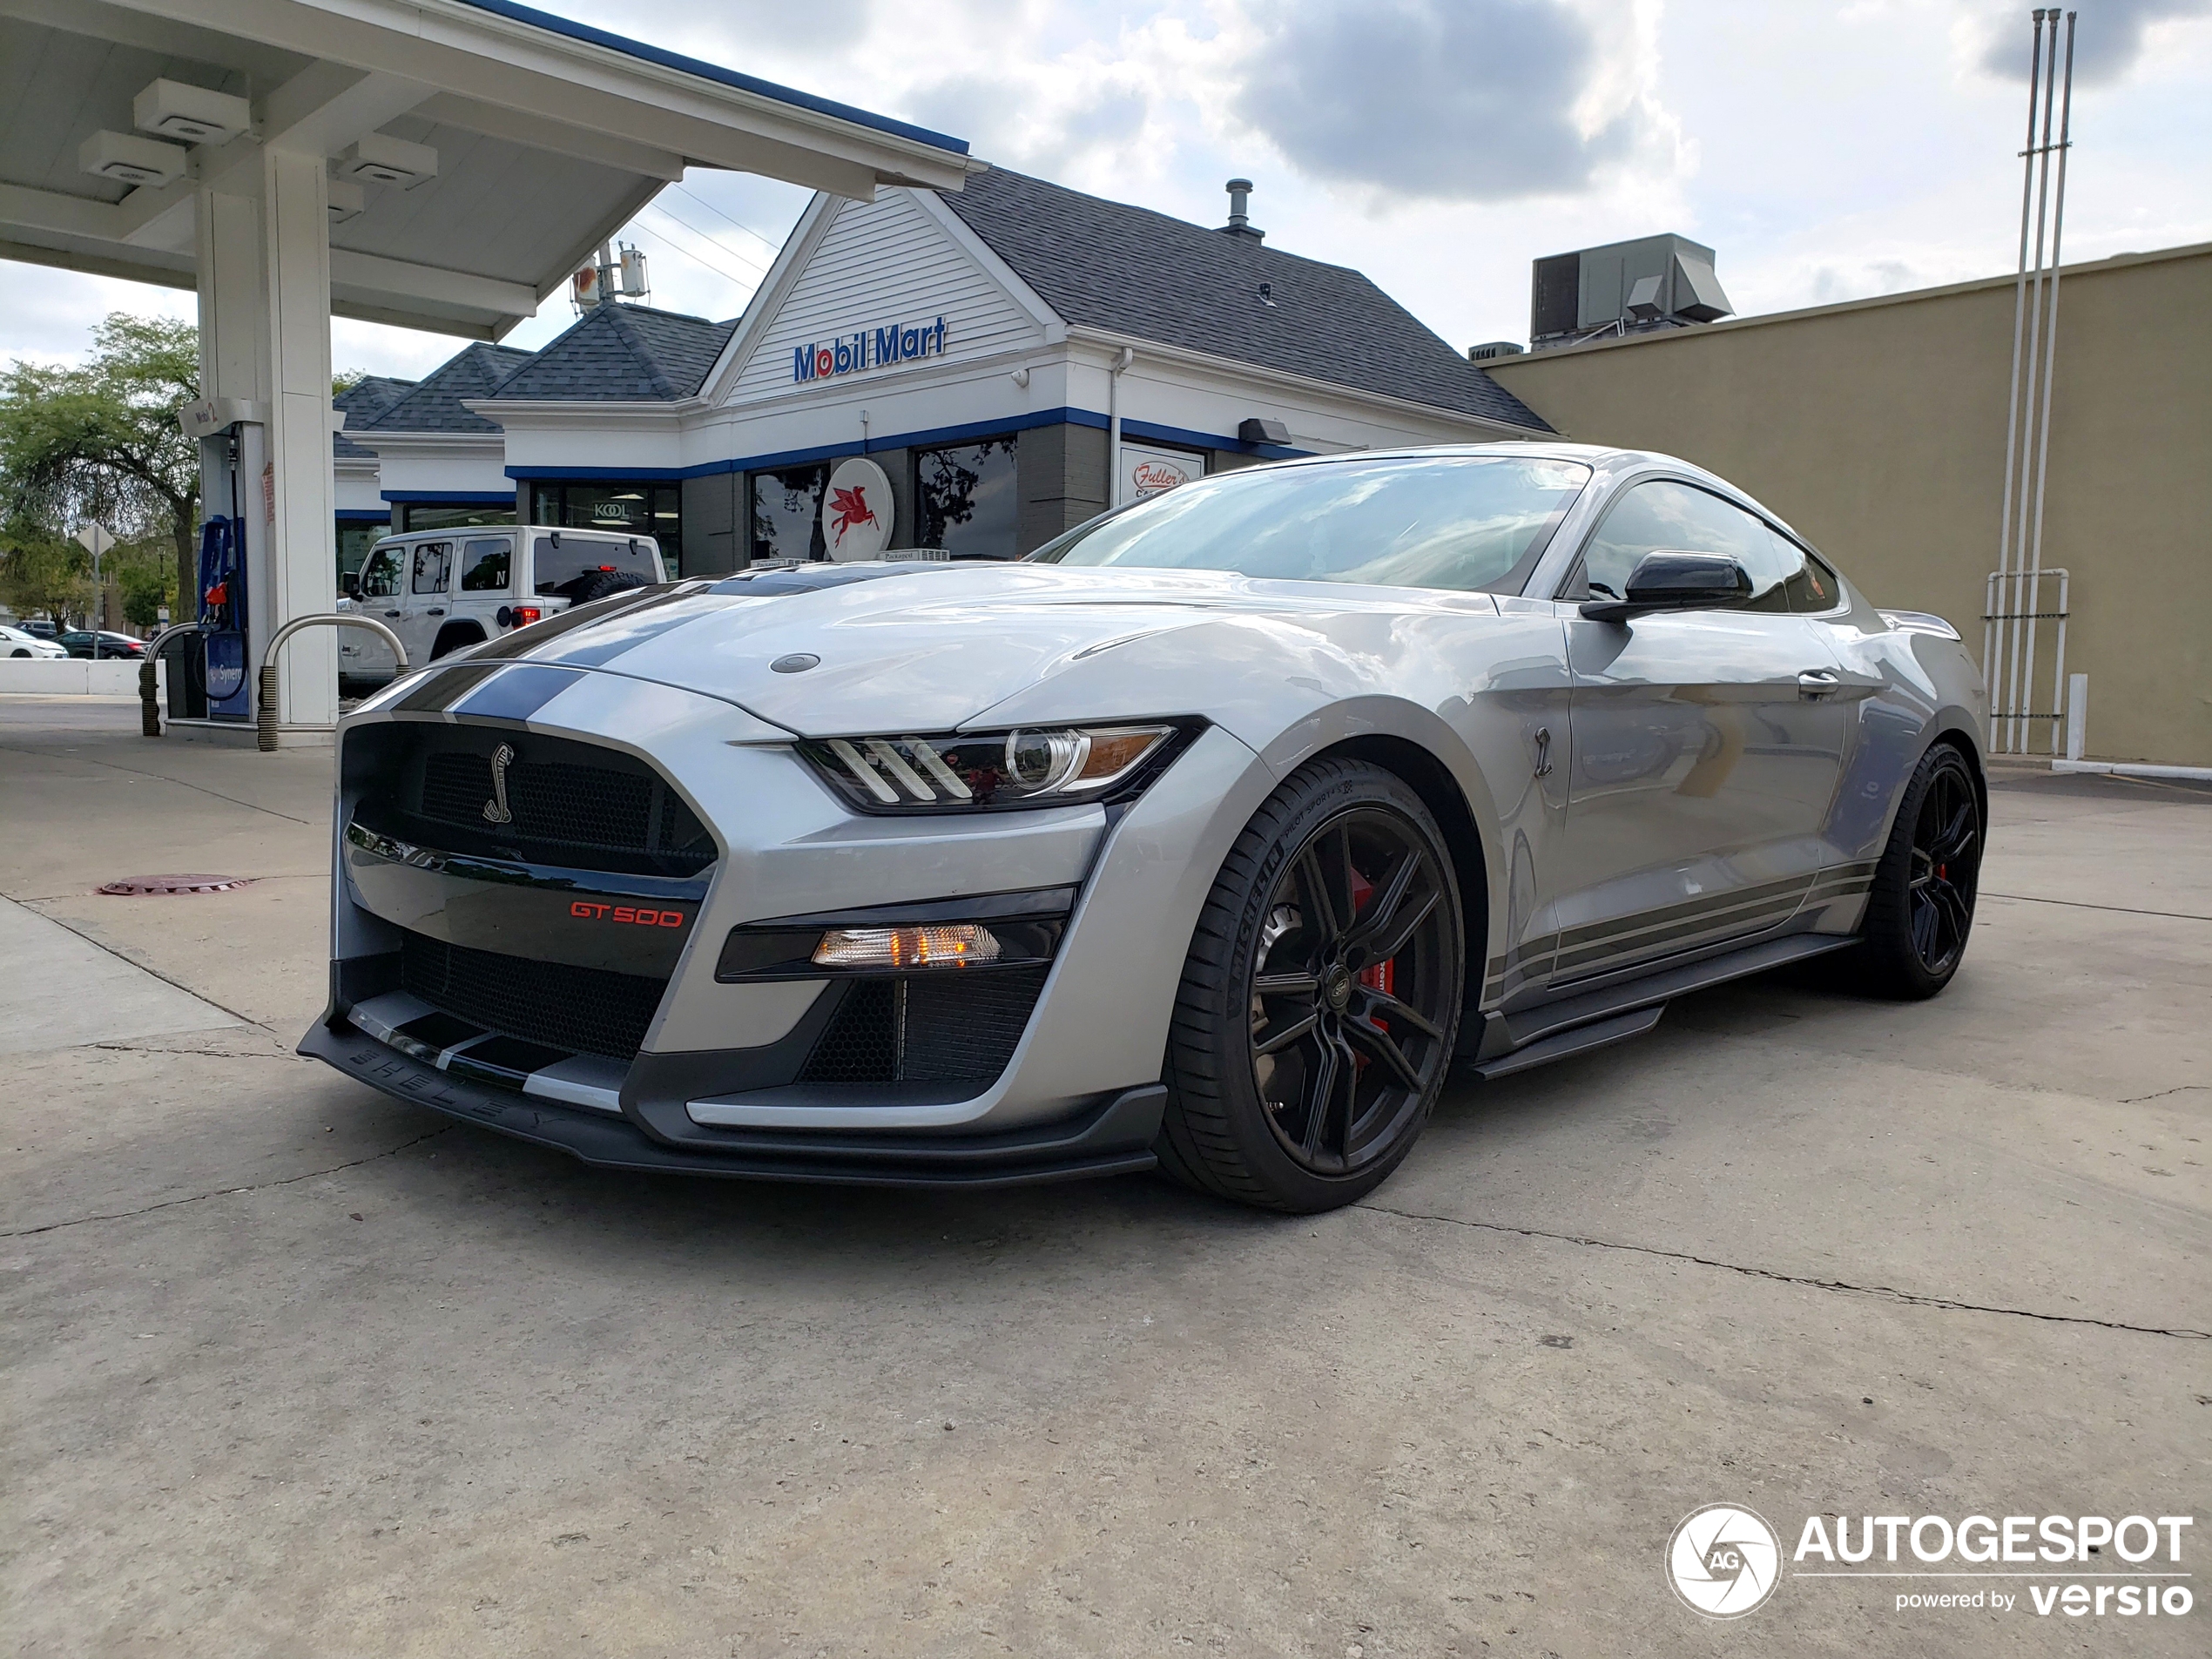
[98,874,255,895]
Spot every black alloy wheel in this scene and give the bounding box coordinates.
[1854,742,1982,998]
[1159,759,1465,1212]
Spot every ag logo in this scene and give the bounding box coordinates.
[1667,1503,1781,1619]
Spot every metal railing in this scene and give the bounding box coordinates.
[257,615,408,751]
[1981,566,2069,754]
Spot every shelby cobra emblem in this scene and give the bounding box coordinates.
[481,742,515,825]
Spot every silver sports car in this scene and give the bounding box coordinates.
[304,444,1988,1212]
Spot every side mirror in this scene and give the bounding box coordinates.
[1581,551,1750,623]
[340,571,361,600]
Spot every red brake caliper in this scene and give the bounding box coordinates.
[1348,870,1392,1066]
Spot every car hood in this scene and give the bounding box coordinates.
[492,562,1497,736]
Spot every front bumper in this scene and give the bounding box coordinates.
[300,1015,1165,1187]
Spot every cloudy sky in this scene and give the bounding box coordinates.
[10,0,2209,379]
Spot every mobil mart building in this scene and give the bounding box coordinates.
[469,172,1552,568]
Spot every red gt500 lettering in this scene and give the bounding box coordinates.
[570,900,687,927]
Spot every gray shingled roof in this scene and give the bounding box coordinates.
[938,169,1548,433]
[359,343,537,435]
[488,303,737,401]
[333,374,416,457]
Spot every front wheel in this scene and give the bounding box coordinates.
[1157,759,1465,1213]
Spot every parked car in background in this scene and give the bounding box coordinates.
[17,618,59,639]
[337,525,667,685]
[58,630,146,658]
[1,624,70,658]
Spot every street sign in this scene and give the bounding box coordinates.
[75,523,114,559]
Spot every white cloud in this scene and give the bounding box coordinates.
[4,0,2208,375]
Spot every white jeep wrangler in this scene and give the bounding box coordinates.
[339,525,667,684]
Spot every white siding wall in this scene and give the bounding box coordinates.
[723,191,1046,407]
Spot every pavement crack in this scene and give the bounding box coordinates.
[2120,1084,2209,1103]
[1356,1203,2212,1341]
[0,1128,455,1238]
[10,900,271,1037]
[1980,891,2212,923]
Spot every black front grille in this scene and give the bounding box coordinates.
[353,724,716,877]
[799,968,1048,1087]
[401,931,666,1060]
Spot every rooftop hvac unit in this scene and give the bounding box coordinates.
[1529,233,1733,348]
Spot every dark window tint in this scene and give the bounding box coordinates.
[358,543,403,598]
[1572,480,1791,608]
[918,437,1020,558]
[529,535,660,597]
[458,536,513,591]
[751,465,828,562]
[410,542,450,595]
[1783,542,1844,613]
[1035,454,1588,594]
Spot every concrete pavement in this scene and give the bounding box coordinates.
[3,697,2206,1656]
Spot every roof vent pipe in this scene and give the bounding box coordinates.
[1222,178,1264,242]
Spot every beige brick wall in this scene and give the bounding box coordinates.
[1487,244,2212,766]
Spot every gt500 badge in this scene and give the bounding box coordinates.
[570,901,686,927]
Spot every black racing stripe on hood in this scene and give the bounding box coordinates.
[469,580,714,663]
[449,664,587,723]
[392,660,502,711]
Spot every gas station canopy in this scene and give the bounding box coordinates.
[0,0,977,338]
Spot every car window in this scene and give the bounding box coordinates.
[1032,455,1591,594]
[457,536,512,591]
[359,544,403,598]
[1568,479,1793,609]
[410,542,451,596]
[529,534,659,597]
[1780,538,1844,613]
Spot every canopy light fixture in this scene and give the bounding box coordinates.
[799,723,1190,813]
[79,131,189,187]
[340,132,439,188]
[132,79,251,145]
[813,924,1001,970]
[327,177,366,224]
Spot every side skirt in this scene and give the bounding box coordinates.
[1456,932,1857,1079]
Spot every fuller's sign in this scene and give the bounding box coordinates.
[793,317,948,383]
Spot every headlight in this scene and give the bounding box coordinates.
[798,722,1193,813]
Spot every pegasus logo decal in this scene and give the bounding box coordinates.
[482,743,515,824]
[827,484,877,546]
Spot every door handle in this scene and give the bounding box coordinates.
[381,609,402,618]
[426,608,445,617]
[1797,669,1841,698]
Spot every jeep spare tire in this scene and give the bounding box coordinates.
[562,568,654,605]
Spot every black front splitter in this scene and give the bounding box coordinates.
[299,1017,1163,1189]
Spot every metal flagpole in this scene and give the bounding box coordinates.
[2006,12,2062,753]
[1991,8,2047,750]
[2024,11,2076,754]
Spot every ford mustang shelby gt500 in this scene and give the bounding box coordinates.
[304,444,1987,1212]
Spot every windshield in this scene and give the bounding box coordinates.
[1031,454,1590,593]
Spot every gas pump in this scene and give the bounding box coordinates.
[196,513,249,718]
[178,398,265,723]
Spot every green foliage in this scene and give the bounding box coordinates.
[0,515,89,623]
[111,533,179,631]
[0,313,201,570]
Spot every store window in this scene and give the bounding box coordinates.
[917,436,1019,558]
[529,482,682,575]
[749,464,829,562]
[394,502,515,534]
[335,519,389,583]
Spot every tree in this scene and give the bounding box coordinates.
[0,515,89,624]
[0,314,200,611]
